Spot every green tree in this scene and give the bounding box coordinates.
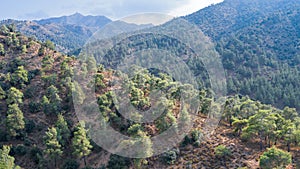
[86,56,97,72]
[55,114,71,146]
[21,45,27,54]
[232,117,248,136]
[214,145,231,158]
[11,66,28,88]
[282,107,298,121]
[44,40,55,50]
[0,145,20,169]
[44,127,63,168]
[60,60,73,78]
[0,86,6,100]
[118,130,152,168]
[6,104,25,137]
[259,147,292,169]
[0,43,5,56]
[42,55,54,70]
[72,123,92,166]
[71,82,85,105]
[282,120,295,152]
[0,25,9,35]
[42,85,62,115]
[6,87,23,105]
[242,109,273,150]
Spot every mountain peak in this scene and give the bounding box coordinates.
[70,12,84,17]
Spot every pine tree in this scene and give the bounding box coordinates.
[55,114,71,146]
[44,127,63,168]
[0,43,5,56]
[0,145,20,169]
[6,104,25,137]
[42,85,62,115]
[0,86,5,100]
[11,66,28,88]
[72,122,92,166]
[259,147,291,169]
[6,87,23,105]
[71,82,85,105]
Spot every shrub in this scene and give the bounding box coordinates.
[259,147,292,169]
[214,145,231,158]
[180,135,192,147]
[162,148,180,165]
[191,129,202,142]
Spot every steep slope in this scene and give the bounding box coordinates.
[184,0,300,110]
[184,0,300,40]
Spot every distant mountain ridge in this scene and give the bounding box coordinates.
[184,0,300,40]
[36,12,111,32]
[0,13,112,53]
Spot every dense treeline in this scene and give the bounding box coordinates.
[185,0,300,110]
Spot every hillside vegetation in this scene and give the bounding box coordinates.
[0,24,300,169]
[185,0,300,110]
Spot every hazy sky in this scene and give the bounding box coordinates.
[1,0,223,20]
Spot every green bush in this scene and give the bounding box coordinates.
[180,135,192,147]
[214,145,231,158]
[162,148,180,165]
[259,147,292,169]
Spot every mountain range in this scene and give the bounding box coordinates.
[0,13,111,53]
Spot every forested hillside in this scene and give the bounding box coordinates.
[185,0,300,110]
[1,24,300,169]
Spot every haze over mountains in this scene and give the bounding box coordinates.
[0,13,112,53]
